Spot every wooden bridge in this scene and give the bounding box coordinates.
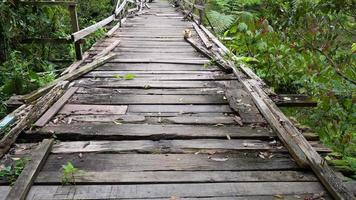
[0,0,355,199]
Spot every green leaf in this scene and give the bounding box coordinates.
[237,22,248,32]
[123,74,136,80]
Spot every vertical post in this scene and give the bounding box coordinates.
[197,0,204,24]
[69,4,82,60]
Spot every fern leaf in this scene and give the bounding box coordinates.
[207,11,235,33]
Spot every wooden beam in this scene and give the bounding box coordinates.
[23,53,115,103]
[273,94,317,107]
[192,23,212,49]
[185,37,232,72]
[71,14,115,42]
[232,66,354,200]
[5,139,53,200]
[34,87,78,127]
[0,81,68,158]
[93,40,120,59]
[115,0,128,16]
[68,4,82,60]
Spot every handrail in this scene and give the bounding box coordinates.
[12,0,148,60]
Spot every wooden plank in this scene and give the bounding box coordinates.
[115,0,128,16]
[69,94,228,105]
[108,58,209,64]
[96,63,216,71]
[128,104,233,113]
[92,40,120,59]
[41,153,300,172]
[83,72,235,80]
[224,81,266,124]
[192,23,212,49]
[30,123,321,141]
[22,183,332,199]
[0,81,69,158]
[76,87,223,95]
[59,104,128,115]
[74,79,227,89]
[34,87,78,127]
[185,37,232,73]
[24,54,115,103]
[46,139,329,154]
[71,14,115,42]
[106,21,121,37]
[35,170,318,184]
[5,139,53,200]
[272,94,317,107]
[60,114,146,123]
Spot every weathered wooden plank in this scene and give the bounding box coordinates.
[224,81,266,124]
[5,139,53,200]
[108,58,209,64]
[58,104,128,115]
[31,123,274,140]
[92,40,120,59]
[71,14,115,42]
[128,105,231,113]
[30,123,317,140]
[45,139,329,154]
[272,94,317,107]
[41,153,300,172]
[74,79,227,89]
[58,114,146,123]
[0,82,69,158]
[34,87,78,127]
[35,170,318,184]
[83,72,236,80]
[69,94,228,105]
[192,22,212,49]
[76,87,223,95]
[24,182,328,199]
[96,63,216,71]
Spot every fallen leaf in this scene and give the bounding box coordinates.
[214,123,224,127]
[78,153,83,158]
[274,194,284,199]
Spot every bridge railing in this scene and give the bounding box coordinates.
[175,0,205,24]
[11,0,149,60]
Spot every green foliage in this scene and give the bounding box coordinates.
[0,0,115,119]
[61,161,83,185]
[206,0,356,174]
[0,158,27,185]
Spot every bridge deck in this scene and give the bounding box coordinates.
[1,0,352,199]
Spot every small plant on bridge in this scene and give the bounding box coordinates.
[0,158,27,185]
[61,161,84,185]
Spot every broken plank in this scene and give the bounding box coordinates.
[59,104,128,115]
[0,81,69,158]
[128,105,233,113]
[34,87,78,127]
[5,139,53,200]
[192,22,212,49]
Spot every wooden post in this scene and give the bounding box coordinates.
[198,0,205,24]
[69,4,83,60]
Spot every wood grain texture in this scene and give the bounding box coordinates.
[5,139,53,200]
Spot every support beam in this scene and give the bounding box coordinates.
[68,4,82,60]
[5,139,53,200]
